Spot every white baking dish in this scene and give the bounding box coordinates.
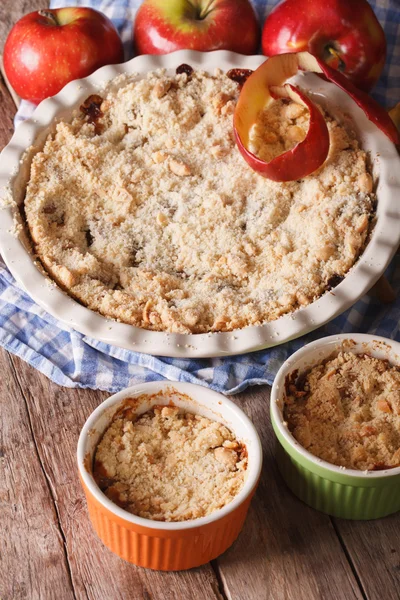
[0,49,399,358]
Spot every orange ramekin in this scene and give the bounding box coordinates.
[77,381,262,570]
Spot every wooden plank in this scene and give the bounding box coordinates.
[215,387,364,600]
[0,4,73,596]
[332,517,400,600]
[8,352,224,600]
[0,73,18,145]
[0,54,21,108]
[0,0,48,54]
[0,349,75,600]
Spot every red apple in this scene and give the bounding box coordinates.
[134,0,260,55]
[4,8,124,104]
[262,0,386,92]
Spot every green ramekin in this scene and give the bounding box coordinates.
[270,334,400,520]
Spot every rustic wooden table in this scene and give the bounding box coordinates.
[1,1,400,599]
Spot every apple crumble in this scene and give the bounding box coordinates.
[93,400,247,521]
[284,352,400,470]
[24,66,374,333]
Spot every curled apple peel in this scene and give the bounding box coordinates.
[297,52,400,145]
[234,53,300,150]
[235,83,329,182]
[234,52,400,182]
[269,84,330,179]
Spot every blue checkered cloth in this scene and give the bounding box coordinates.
[3,0,400,393]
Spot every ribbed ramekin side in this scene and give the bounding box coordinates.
[276,443,400,520]
[84,485,252,570]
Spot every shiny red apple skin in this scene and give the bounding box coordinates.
[4,8,124,104]
[134,0,260,55]
[296,52,399,145]
[262,0,386,91]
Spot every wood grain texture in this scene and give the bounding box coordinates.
[220,388,363,600]
[0,0,48,53]
[0,73,18,143]
[0,54,21,108]
[7,352,223,600]
[0,350,75,600]
[332,517,400,600]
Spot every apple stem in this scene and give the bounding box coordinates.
[189,0,215,21]
[200,0,214,19]
[38,10,59,26]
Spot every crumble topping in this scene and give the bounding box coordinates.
[24,67,374,333]
[93,400,247,521]
[284,352,400,470]
[249,98,309,162]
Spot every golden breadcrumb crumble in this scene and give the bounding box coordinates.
[284,352,400,470]
[24,67,374,333]
[94,399,247,521]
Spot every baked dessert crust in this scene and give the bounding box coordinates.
[284,352,400,470]
[94,399,247,521]
[24,67,374,334]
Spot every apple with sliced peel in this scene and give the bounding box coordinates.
[235,83,330,182]
[134,0,260,55]
[234,52,399,182]
[261,0,386,92]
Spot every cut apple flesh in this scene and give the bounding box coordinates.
[234,52,399,182]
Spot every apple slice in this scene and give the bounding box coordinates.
[234,52,399,182]
[235,83,329,182]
